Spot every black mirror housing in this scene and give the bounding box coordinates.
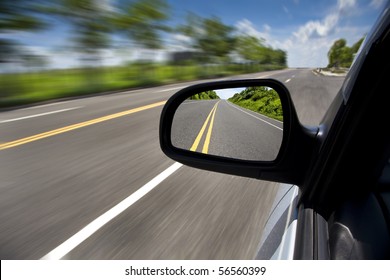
[159,79,318,185]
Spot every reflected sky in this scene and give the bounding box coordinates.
[216,88,246,99]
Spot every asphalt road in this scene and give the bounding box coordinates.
[172,99,283,161]
[0,69,345,259]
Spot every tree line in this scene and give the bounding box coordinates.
[1,0,287,70]
[0,0,288,107]
[327,37,364,68]
[189,90,220,100]
[177,13,287,66]
[228,87,283,121]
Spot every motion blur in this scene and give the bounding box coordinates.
[0,0,286,108]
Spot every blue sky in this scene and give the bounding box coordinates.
[165,0,385,67]
[1,0,386,69]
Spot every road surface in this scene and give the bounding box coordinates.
[0,69,344,259]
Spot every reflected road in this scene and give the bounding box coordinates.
[172,99,283,161]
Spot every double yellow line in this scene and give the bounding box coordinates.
[190,101,220,154]
[0,101,166,151]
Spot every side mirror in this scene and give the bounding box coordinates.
[159,79,318,185]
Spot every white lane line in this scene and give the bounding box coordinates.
[159,86,184,92]
[19,101,71,111]
[0,107,83,123]
[232,101,283,124]
[227,102,283,131]
[258,73,273,78]
[285,78,291,83]
[41,162,183,260]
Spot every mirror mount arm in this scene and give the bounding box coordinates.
[273,124,319,185]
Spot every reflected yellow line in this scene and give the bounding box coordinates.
[202,102,219,154]
[190,101,220,153]
[0,101,166,151]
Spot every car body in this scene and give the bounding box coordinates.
[159,3,390,259]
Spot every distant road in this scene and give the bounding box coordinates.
[0,69,344,259]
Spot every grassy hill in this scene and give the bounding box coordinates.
[228,87,283,121]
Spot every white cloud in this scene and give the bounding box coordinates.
[281,38,332,67]
[280,0,365,67]
[293,0,356,43]
[236,19,260,37]
[170,34,193,50]
[338,0,356,11]
[163,33,197,53]
[233,0,372,67]
[293,14,338,43]
[235,19,271,42]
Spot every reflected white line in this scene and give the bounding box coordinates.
[41,162,183,260]
[227,102,283,131]
[0,107,83,123]
[285,79,291,83]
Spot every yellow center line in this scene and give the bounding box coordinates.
[0,101,166,151]
[190,101,220,153]
[202,102,219,154]
[190,102,218,152]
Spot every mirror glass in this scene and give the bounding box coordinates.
[171,86,284,161]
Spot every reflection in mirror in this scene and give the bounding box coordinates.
[172,86,284,161]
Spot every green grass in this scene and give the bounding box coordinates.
[0,63,285,108]
[228,87,283,121]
